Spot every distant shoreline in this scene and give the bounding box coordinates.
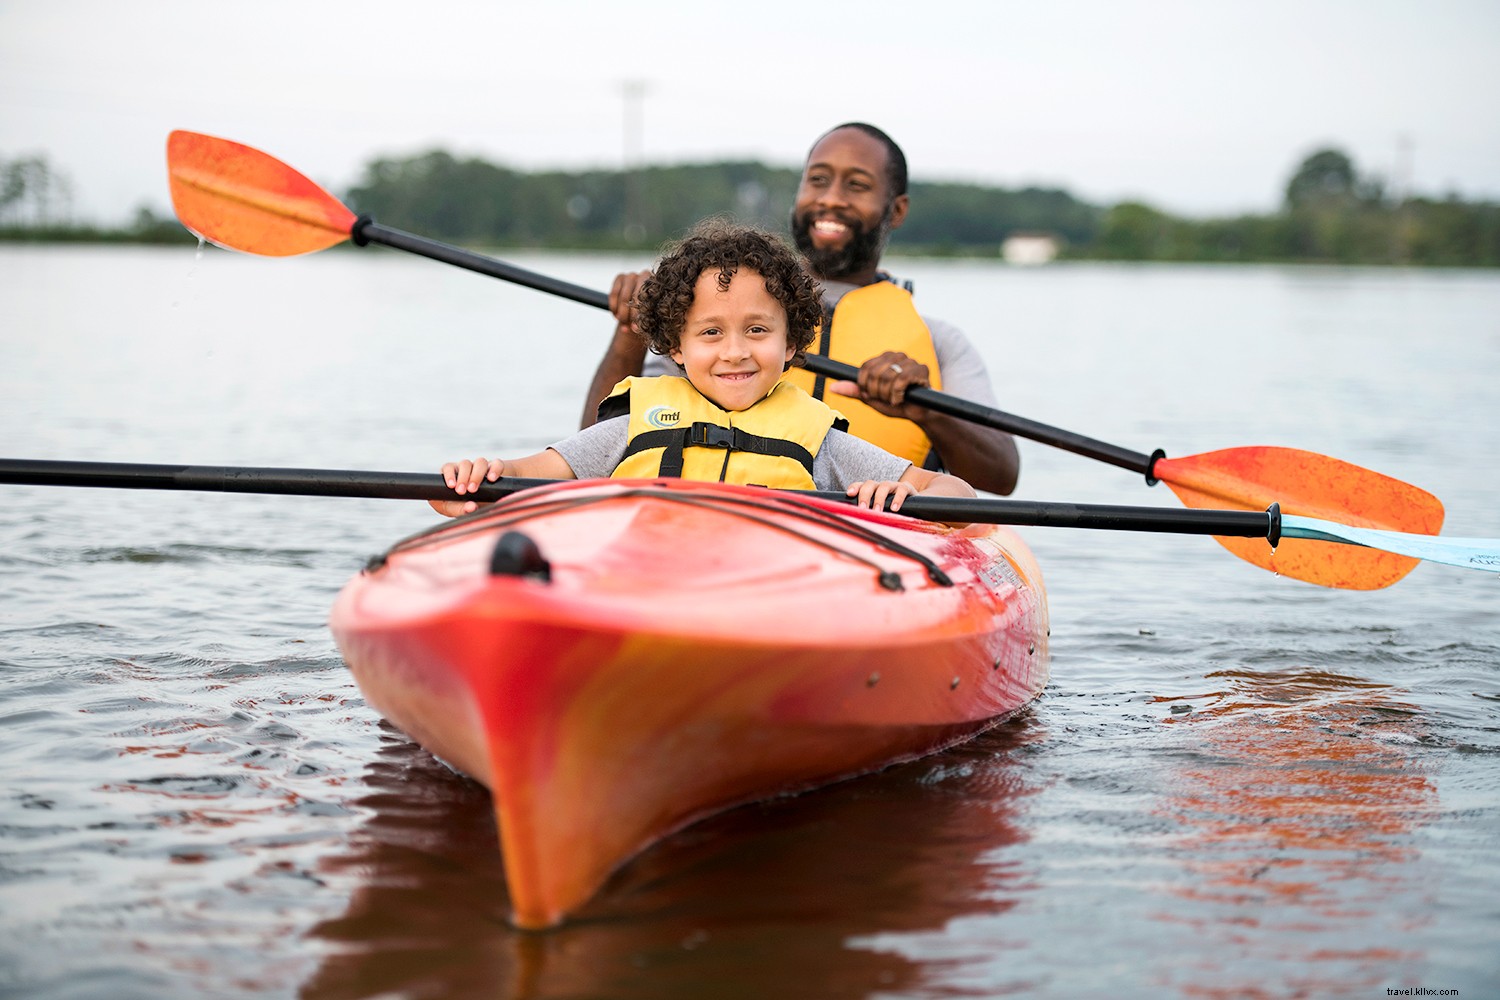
[6,143,1497,267]
[3,227,1495,269]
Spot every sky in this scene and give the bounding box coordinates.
[2,0,1497,225]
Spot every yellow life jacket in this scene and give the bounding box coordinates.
[780,279,942,468]
[600,376,848,490]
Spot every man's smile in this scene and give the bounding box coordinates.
[811,218,851,241]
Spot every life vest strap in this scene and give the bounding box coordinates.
[811,302,835,400]
[596,392,630,423]
[623,422,818,480]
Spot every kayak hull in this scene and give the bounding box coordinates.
[330,478,1049,928]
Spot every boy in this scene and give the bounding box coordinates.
[433,221,975,517]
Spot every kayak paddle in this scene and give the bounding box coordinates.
[4,458,1495,581]
[165,130,1449,590]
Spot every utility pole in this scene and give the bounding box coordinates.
[1393,133,1413,264]
[621,79,648,244]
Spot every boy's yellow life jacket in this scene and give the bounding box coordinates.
[600,376,848,490]
[779,280,943,468]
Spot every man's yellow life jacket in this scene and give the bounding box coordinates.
[780,279,942,468]
[600,376,847,490]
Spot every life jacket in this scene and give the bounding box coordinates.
[780,279,942,468]
[600,376,848,490]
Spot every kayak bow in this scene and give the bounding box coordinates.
[329,477,1050,927]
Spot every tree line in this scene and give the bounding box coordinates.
[2,147,1496,266]
[1085,149,1500,267]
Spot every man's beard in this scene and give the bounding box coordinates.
[790,201,895,281]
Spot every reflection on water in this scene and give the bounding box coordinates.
[1152,668,1436,998]
[301,719,1045,1000]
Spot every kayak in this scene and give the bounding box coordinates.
[329,477,1050,928]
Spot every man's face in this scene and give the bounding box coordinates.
[790,128,908,281]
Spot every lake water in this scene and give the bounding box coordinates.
[2,244,1497,999]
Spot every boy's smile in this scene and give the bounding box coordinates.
[671,269,795,412]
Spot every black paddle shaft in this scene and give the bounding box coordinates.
[349,217,1163,483]
[0,457,545,502]
[0,458,1279,544]
[352,219,610,311]
[796,355,1163,482]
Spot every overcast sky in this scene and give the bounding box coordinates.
[2,0,1497,225]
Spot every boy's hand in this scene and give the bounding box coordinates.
[430,457,506,517]
[845,479,918,513]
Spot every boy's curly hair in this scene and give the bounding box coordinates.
[634,219,823,367]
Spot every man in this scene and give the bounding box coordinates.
[579,122,1019,495]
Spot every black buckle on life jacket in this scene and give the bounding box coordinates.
[686,422,737,449]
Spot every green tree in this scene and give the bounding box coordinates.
[1095,202,1175,259]
[1284,148,1359,208]
[1,153,73,226]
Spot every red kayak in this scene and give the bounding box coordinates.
[330,478,1050,928]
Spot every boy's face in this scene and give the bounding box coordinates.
[671,268,795,412]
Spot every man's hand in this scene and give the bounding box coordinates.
[827,351,930,421]
[608,269,653,332]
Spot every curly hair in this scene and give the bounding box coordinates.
[634,219,823,368]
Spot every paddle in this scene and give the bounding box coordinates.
[5,458,1496,578]
[165,130,1449,590]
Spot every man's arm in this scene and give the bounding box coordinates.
[828,348,1021,495]
[580,322,646,428]
[579,270,652,428]
[908,316,1018,494]
[913,411,1019,495]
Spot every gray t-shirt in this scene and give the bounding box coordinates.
[550,415,911,491]
[642,277,998,407]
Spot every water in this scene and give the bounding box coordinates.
[2,245,1497,998]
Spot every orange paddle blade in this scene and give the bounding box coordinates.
[1155,446,1445,590]
[166,130,356,256]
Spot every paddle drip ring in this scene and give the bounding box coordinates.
[1145,448,1167,487]
[350,215,375,247]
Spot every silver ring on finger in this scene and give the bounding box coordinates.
[890,364,903,374]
